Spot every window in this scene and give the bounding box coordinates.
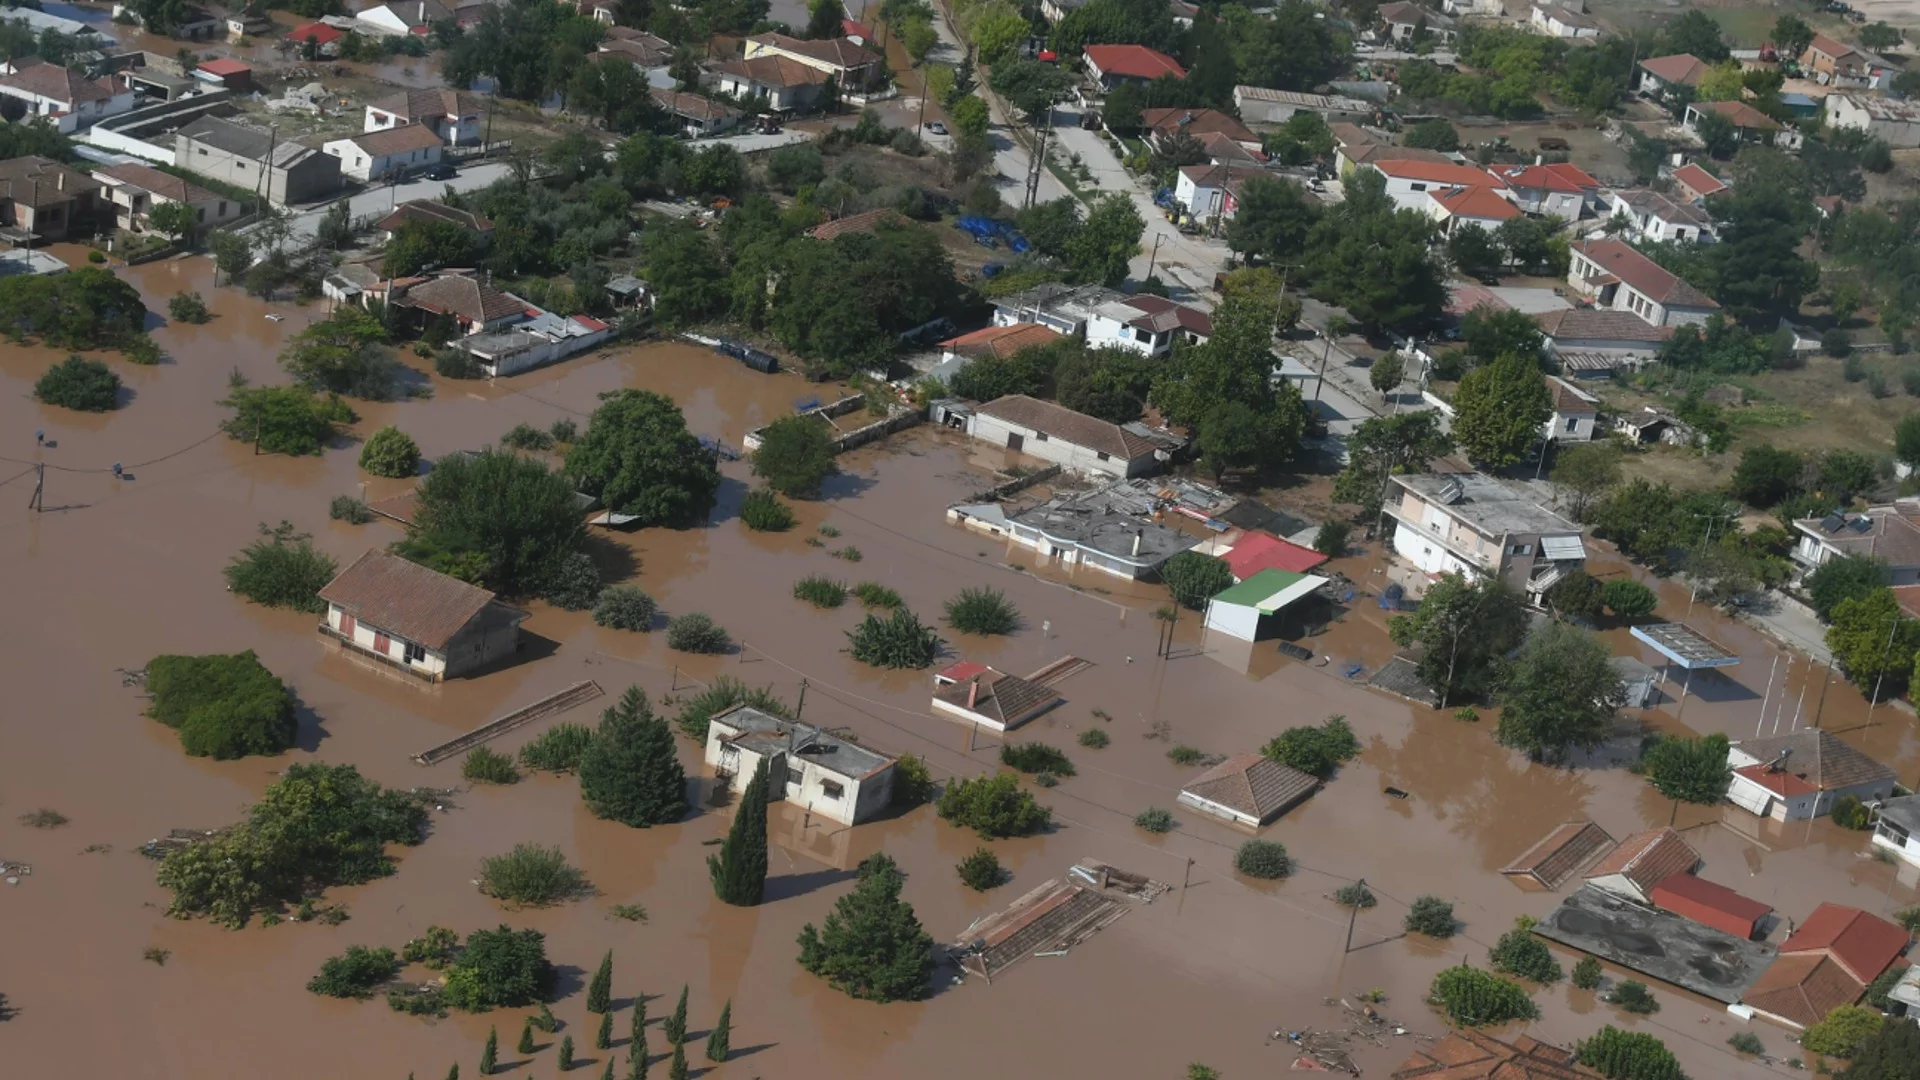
[403,641,427,665]
[819,778,844,800]
[217,200,226,215]
[1034,431,1048,442]
[1509,543,1533,556]
[197,207,205,222]
[1096,451,1110,462]
[1564,416,1578,432]
[197,147,208,155]
[1409,182,1427,192]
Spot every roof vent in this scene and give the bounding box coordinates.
[1437,477,1466,505]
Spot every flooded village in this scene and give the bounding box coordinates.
[3,0,1920,1078]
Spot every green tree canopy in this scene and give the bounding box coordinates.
[1807,554,1890,622]
[279,306,393,398]
[408,447,585,593]
[796,852,935,1002]
[443,926,557,1012]
[1827,588,1920,696]
[145,651,298,760]
[1452,353,1552,468]
[1497,621,1623,762]
[578,685,688,828]
[708,757,769,905]
[1642,733,1731,804]
[1066,194,1144,288]
[1332,411,1454,518]
[566,389,720,527]
[1387,573,1528,705]
[751,413,837,497]
[1160,550,1234,610]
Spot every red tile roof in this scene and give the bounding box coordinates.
[710,53,830,88]
[1432,185,1520,221]
[1143,107,1256,145]
[1573,238,1718,310]
[1180,752,1320,823]
[1223,531,1327,578]
[749,32,881,70]
[1692,99,1782,131]
[1780,904,1909,984]
[318,550,499,651]
[940,322,1063,360]
[288,21,345,44]
[1639,53,1708,87]
[1083,44,1186,81]
[841,17,872,39]
[369,88,484,121]
[196,58,251,76]
[1585,827,1698,895]
[345,123,445,156]
[1539,162,1600,190]
[931,667,1061,729]
[0,63,127,105]
[1392,1031,1594,1080]
[1735,762,1818,797]
[1117,293,1212,336]
[1806,33,1864,62]
[1494,163,1586,194]
[1501,821,1616,890]
[1372,159,1506,188]
[401,274,526,323]
[1744,953,1867,1029]
[1672,163,1726,197]
[1649,873,1771,938]
[936,660,989,683]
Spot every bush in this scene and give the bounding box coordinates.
[794,574,847,608]
[1429,965,1540,1025]
[329,494,372,523]
[402,926,459,969]
[1261,715,1359,779]
[307,945,401,999]
[1161,550,1234,609]
[169,290,211,323]
[1315,521,1351,557]
[1577,1026,1684,1080]
[1235,839,1292,879]
[673,675,788,741]
[593,585,658,631]
[1832,793,1872,829]
[853,582,902,608]
[1134,807,1174,833]
[891,752,935,808]
[443,925,556,1012]
[1167,744,1204,765]
[1000,742,1074,776]
[1802,1005,1883,1058]
[34,355,120,411]
[944,587,1020,635]
[124,335,163,365]
[519,723,594,772]
[956,848,1004,890]
[359,426,421,478]
[1600,579,1658,619]
[1489,924,1562,983]
[740,487,797,531]
[1572,956,1603,989]
[435,347,482,379]
[145,651,298,760]
[1606,979,1659,1014]
[542,550,601,610]
[936,773,1050,837]
[1078,727,1110,748]
[846,607,942,668]
[478,843,589,907]
[834,545,864,562]
[1404,896,1456,938]
[1334,881,1378,909]
[1728,1032,1764,1056]
[1641,733,1731,804]
[224,521,336,612]
[667,613,731,654]
[463,746,519,784]
[501,422,555,451]
[1828,329,1855,359]
[1866,965,1904,1010]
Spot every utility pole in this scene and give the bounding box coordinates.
[1343,878,1366,953]
[1144,233,1162,283]
[27,462,43,512]
[795,678,809,720]
[1312,329,1332,402]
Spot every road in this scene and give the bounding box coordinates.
[258,160,515,251]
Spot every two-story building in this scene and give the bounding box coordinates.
[1670,162,1728,203]
[365,88,484,146]
[1367,159,1506,214]
[0,155,102,242]
[743,32,883,90]
[324,124,445,182]
[1608,188,1717,244]
[1566,238,1719,327]
[0,60,134,133]
[1727,729,1898,822]
[1143,107,1259,155]
[1545,376,1599,443]
[93,161,239,234]
[598,27,676,88]
[704,705,896,827]
[1490,162,1598,222]
[1801,33,1891,89]
[1384,471,1587,598]
[1789,502,1920,584]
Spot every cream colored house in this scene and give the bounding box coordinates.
[1384,472,1586,596]
[317,550,524,681]
[703,706,896,827]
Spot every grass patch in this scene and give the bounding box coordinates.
[610,903,648,922]
[667,613,732,654]
[462,746,519,784]
[1167,744,1203,765]
[793,574,848,608]
[478,843,589,907]
[740,488,796,532]
[852,582,902,608]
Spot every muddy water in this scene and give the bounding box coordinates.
[2,255,1915,1078]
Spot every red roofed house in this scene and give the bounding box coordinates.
[194,58,252,92]
[1583,827,1699,904]
[840,17,873,44]
[1781,904,1907,985]
[1545,375,1599,443]
[287,21,347,57]
[1649,873,1772,939]
[1083,44,1185,89]
[1428,184,1521,236]
[1222,531,1327,580]
[1392,1031,1594,1080]
[1685,99,1799,150]
[1567,238,1719,328]
[1178,752,1320,829]
[1637,53,1709,96]
[319,550,525,680]
[1726,728,1897,821]
[0,61,135,133]
[1086,292,1212,356]
[1143,107,1259,153]
[1365,158,1505,214]
[930,663,1062,733]
[94,161,240,233]
[396,273,530,336]
[1671,163,1728,202]
[939,323,1063,364]
[1744,953,1868,1031]
[710,53,830,111]
[1802,33,1892,90]
[1491,162,1596,222]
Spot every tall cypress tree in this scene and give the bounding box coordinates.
[587,950,613,1014]
[579,686,688,827]
[598,1059,615,1080]
[479,1026,497,1075]
[663,985,688,1044]
[668,1040,688,1080]
[704,1001,731,1063]
[445,1067,459,1080]
[557,1034,574,1071]
[707,758,770,906]
[518,1018,536,1054]
[629,998,649,1078]
[596,1010,613,1051]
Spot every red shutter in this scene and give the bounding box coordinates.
[373,631,391,654]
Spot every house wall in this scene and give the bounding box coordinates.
[0,83,135,133]
[325,602,449,678]
[1549,408,1599,442]
[1392,488,1504,572]
[177,134,342,205]
[1610,196,1713,244]
[439,609,520,678]
[1202,599,1262,642]
[104,185,239,231]
[1825,95,1920,149]
[1871,820,1920,868]
[1085,311,1168,356]
[715,74,810,111]
[1507,186,1583,222]
[1585,872,1654,904]
[968,411,1141,478]
[1175,171,1224,216]
[1176,790,1259,829]
[474,324,614,378]
[355,8,416,36]
[1567,248,1713,328]
[324,137,443,181]
[1374,170,1463,213]
[990,304,1083,336]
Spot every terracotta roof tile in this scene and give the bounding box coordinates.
[1083,44,1186,80]
[1372,159,1506,187]
[1585,827,1698,894]
[0,63,126,104]
[0,155,102,208]
[940,322,1063,360]
[1639,53,1708,87]
[402,274,526,323]
[1734,729,1895,793]
[1780,903,1910,984]
[709,53,829,88]
[1180,752,1319,822]
[973,394,1163,460]
[1392,1029,1594,1080]
[1743,953,1867,1028]
[318,550,499,650]
[1692,99,1782,130]
[1432,185,1520,221]
[1534,308,1675,343]
[1501,821,1615,889]
[369,88,483,121]
[1143,107,1255,144]
[95,162,217,205]
[1572,238,1718,309]
[931,668,1061,728]
[346,123,446,156]
[749,31,880,70]
[1672,163,1726,196]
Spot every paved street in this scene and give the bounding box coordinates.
[258,160,515,250]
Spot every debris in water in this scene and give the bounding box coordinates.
[1384,787,1410,799]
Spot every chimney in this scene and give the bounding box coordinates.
[56,171,63,191]
[1131,530,1141,557]
[966,679,978,709]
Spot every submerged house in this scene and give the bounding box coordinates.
[703,705,895,828]
[1726,729,1897,821]
[317,550,525,681]
[930,661,1061,733]
[1744,903,1908,1030]
[1177,752,1319,829]
[946,478,1219,581]
[1582,827,1699,904]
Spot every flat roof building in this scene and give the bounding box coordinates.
[703,705,895,828]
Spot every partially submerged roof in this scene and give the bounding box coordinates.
[1780,903,1909,984]
[709,705,895,780]
[1501,821,1616,890]
[1534,885,1777,1003]
[1180,752,1319,822]
[1584,827,1698,894]
[1222,531,1326,578]
[1630,622,1740,669]
[1391,1030,1592,1080]
[1649,872,1771,928]
[318,550,500,650]
[1209,568,1328,613]
[1732,729,1895,793]
[1743,953,1867,1029]
[931,667,1061,730]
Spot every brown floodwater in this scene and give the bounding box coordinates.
[1,254,1915,1079]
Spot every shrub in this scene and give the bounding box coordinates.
[1829,329,1856,359]
[1261,715,1360,779]
[124,335,162,365]
[18,808,66,828]
[519,722,595,772]
[223,521,336,612]
[853,582,902,608]
[1161,550,1234,609]
[667,613,731,654]
[1453,706,1480,723]
[818,524,841,538]
[435,347,481,379]
[834,545,864,562]
[34,355,120,411]
[169,290,211,323]
[1600,579,1658,619]
[1641,733,1731,804]
[1606,980,1659,1014]
[944,587,1020,635]
[402,926,459,968]
[549,419,577,443]
[1728,1032,1764,1056]
[1335,882,1377,909]
[1428,965,1540,1025]
[740,488,796,531]
[956,848,1004,890]
[463,746,519,784]
[1489,923,1562,983]
[1867,965,1904,1010]
[442,925,556,1012]
[1572,956,1603,989]
[1000,742,1074,776]
[1801,1004,1882,1058]
[1167,744,1203,765]
[145,651,297,760]
[1077,728,1110,748]
[795,853,934,1003]
[1832,793,1872,829]
[501,422,554,450]
[673,675,788,740]
[1404,896,1456,937]
[794,574,847,608]
[329,494,372,523]
[1577,1026,1683,1080]
[846,607,942,668]
[936,773,1051,837]
[358,426,421,478]
[308,945,400,998]
[478,843,589,907]
[1235,839,1292,879]
[892,752,935,807]
[593,585,658,631]
[542,550,602,610]
[1134,807,1174,833]
[1315,520,1351,557]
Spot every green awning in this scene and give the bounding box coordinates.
[1210,568,1328,613]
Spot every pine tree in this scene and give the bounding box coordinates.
[796,852,936,1002]
[579,686,688,827]
[629,999,647,1061]
[480,1026,498,1075]
[587,950,614,1013]
[705,1000,731,1063]
[557,1035,574,1071]
[668,1041,688,1080]
[664,985,688,1044]
[445,1067,460,1080]
[598,1060,614,1080]
[537,1004,558,1033]
[596,1010,613,1051]
[518,1018,536,1054]
[708,758,770,906]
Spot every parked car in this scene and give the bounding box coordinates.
[926,120,947,135]
[423,163,457,180]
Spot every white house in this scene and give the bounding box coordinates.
[324,124,444,182]
[1427,183,1520,235]
[929,661,1062,733]
[364,88,484,146]
[703,705,896,828]
[1530,3,1599,37]
[1871,795,1920,870]
[1384,471,1586,596]
[1086,294,1212,356]
[1608,189,1717,244]
[1177,752,1320,830]
[317,550,525,681]
[1545,376,1599,443]
[355,0,453,37]
[1789,501,1920,584]
[709,53,828,111]
[743,31,882,89]
[1582,828,1700,904]
[599,28,676,88]
[649,87,741,137]
[1638,53,1709,97]
[967,394,1184,479]
[1726,729,1898,821]
[1367,159,1506,214]
[1489,162,1597,222]
[0,61,134,133]
[1567,238,1719,327]
[1825,92,1920,150]
[93,161,240,233]
[1441,0,1501,15]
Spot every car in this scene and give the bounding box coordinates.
[926,120,947,135]
[423,163,457,181]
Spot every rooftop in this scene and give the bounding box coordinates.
[369,87,484,120]
[975,394,1181,461]
[1648,872,1772,926]
[1501,821,1616,890]
[401,273,527,324]
[1391,1031,1593,1080]
[1573,238,1718,310]
[1779,903,1909,984]
[1671,162,1727,196]
[1106,293,1212,336]
[1180,752,1319,822]
[1533,885,1778,1003]
[1639,53,1709,87]
[0,155,102,208]
[1743,953,1867,1029]
[342,123,446,156]
[196,58,250,77]
[748,31,881,70]
[94,161,216,205]
[805,207,910,241]
[1371,159,1504,188]
[0,62,126,104]
[1209,568,1327,612]
[1431,184,1520,221]
[600,32,674,66]
[175,116,318,167]
[650,86,740,122]
[1143,107,1255,144]
[990,281,1126,322]
[1378,1,1452,26]
[1002,480,1216,567]
[1222,531,1326,578]
[317,550,501,650]
[709,705,894,780]
[1585,827,1699,894]
[1612,188,1715,228]
[709,53,829,88]
[1731,728,1896,793]
[939,322,1062,361]
[931,668,1062,729]
[1877,792,1920,834]
[1392,472,1580,538]
[1691,98,1783,131]
[1082,43,1186,80]
[1792,501,1920,566]
[1233,85,1370,114]
[1492,163,1587,194]
[375,199,494,234]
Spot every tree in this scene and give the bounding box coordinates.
[1460,307,1544,367]
[847,607,942,668]
[586,950,612,1014]
[1821,450,1880,503]
[751,414,837,497]
[1369,351,1406,401]
[1065,194,1144,288]
[629,1000,649,1073]
[1544,571,1605,621]
[479,1026,498,1075]
[1490,923,1562,983]
[33,355,120,412]
[1712,183,1820,323]
[642,222,727,328]
[384,219,479,277]
[308,946,401,998]
[1403,118,1459,152]
[1388,573,1527,705]
[1196,398,1290,482]
[406,448,583,593]
[1498,216,1560,275]
[224,521,337,613]
[210,229,253,284]
[579,685,688,828]
[1405,896,1456,938]
[1662,10,1729,61]
[662,984,688,1044]
[1550,442,1621,521]
[169,290,211,324]
[1102,79,1145,132]
[567,389,719,527]
[796,852,935,1002]
[1730,445,1803,508]
[1577,1027,1683,1080]
[705,1000,731,1063]
[1161,551,1234,610]
[358,425,420,478]
[936,773,1050,837]
[1428,965,1540,1025]
[1225,175,1320,263]
[1838,1017,1920,1080]
[1497,622,1624,762]
[1772,15,1814,61]
[146,651,298,760]
[149,200,199,243]
[709,757,770,906]
[948,94,989,138]
[1808,555,1891,621]
[1695,61,1746,102]
[1806,1005,1887,1058]
[1828,588,1920,695]
[1447,223,1504,282]
[1453,353,1552,468]
[219,380,356,456]
[1315,521,1350,557]
[1601,580,1659,620]
[596,1010,613,1051]
[441,925,556,1012]
[1859,22,1903,51]
[1642,733,1731,804]
[557,1035,575,1070]
[1694,108,1738,159]
[1260,715,1359,779]
[1331,411,1454,518]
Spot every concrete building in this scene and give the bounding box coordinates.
[1801,33,1891,89]
[0,61,135,133]
[704,705,896,828]
[945,478,1226,581]
[356,0,455,37]
[1231,85,1371,125]
[1177,752,1319,830]
[1384,472,1586,596]
[1870,794,1920,870]
[1567,238,1719,327]
[324,124,444,181]
[929,661,1061,733]
[1143,107,1258,153]
[1377,1,1454,42]
[649,87,740,137]
[1788,501,1920,583]
[1366,158,1505,214]
[1201,568,1330,642]
[1685,99,1796,150]
[93,161,238,233]
[709,53,829,111]
[1085,293,1211,356]
[1637,53,1709,97]
[0,155,103,242]
[1545,376,1599,443]
[1608,188,1717,244]
[193,58,252,92]
[1530,3,1599,37]
[989,282,1127,336]
[173,115,342,205]
[1583,827,1700,904]
[743,32,882,89]
[364,88,484,146]
[967,395,1184,479]
[1824,92,1920,149]
[1082,44,1185,90]
[457,310,612,378]
[1726,729,1898,821]
[1489,162,1598,222]
[317,550,525,681]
